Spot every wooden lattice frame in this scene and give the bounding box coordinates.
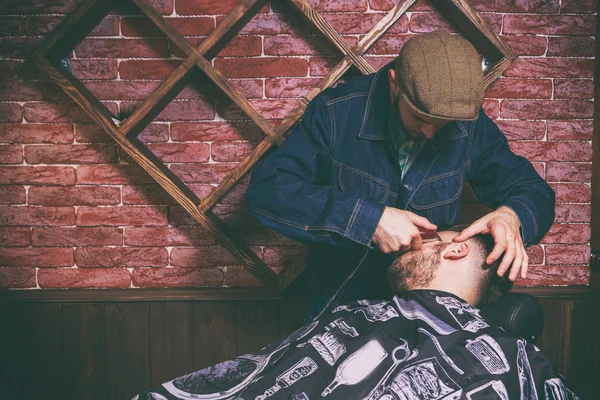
[33,0,517,294]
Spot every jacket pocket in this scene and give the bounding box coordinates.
[409,172,463,225]
[336,166,390,205]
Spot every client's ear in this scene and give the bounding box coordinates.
[442,242,470,260]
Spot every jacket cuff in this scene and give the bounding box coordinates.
[344,198,386,246]
[501,201,537,247]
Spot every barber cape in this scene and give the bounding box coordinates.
[134,290,578,400]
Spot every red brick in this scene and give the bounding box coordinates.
[177,0,268,14]
[264,35,358,56]
[0,81,69,101]
[83,81,160,101]
[189,203,257,227]
[561,0,596,13]
[0,38,41,59]
[265,78,320,98]
[486,79,552,100]
[554,79,594,100]
[218,179,249,205]
[125,227,215,247]
[500,100,593,120]
[23,101,118,123]
[121,16,214,37]
[371,0,434,11]
[70,59,118,80]
[546,163,592,183]
[75,39,169,58]
[76,123,168,144]
[550,183,591,203]
[171,122,263,142]
[525,245,544,265]
[0,16,24,36]
[0,124,74,144]
[210,36,262,57]
[119,60,180,80]
[76,247,167,267]
[0,0,79,14]
[132,267,223,287]
[308,56,337,77]
[146,143,210,163]
[0,103,22,123]
[0,247,73,267]
[211,142,256,162]
[26,15,118,36]
[367,34,411,55]
[24,144,118,164]
[324,13,407,34]
[178,78,264,101]
[218,99,300,120]
[546,245,590,265]
[215,58,308,78]
[555,204,590,224]
[171,246,256,267]
[0,185,25,205]
[516,266,589,286]
[482,100,499,120]
[223,266,261,287]
[503,15,595,35]
[0,227,31,247]
[0,268,36,288]
[38,268,131,289]
[76,164,154,185]
[547,36,595,57]
[531,162,545,179]
[495,120,545,141]
[0,166,76,185]
[503,36,547,57]
[547,121,593,141]
[151,100,215,121]
[505,59,594,79]
[367,56,398,72]
[0,206,74,226]
[32,227,123,247]
[170,163,236,184]
[29,186,121,206]
[542,224,591,244]
[263,246,305,269]
[115,0,173,15]
[76,206,168,227]
[234,13,308,35]
[0,145,22,164]
[508,142,592,162]
[0,61,21,81]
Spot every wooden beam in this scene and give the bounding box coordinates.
[33,55,278,289]
[119,0,266,137]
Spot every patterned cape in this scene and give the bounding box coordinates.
[134,290,579,400]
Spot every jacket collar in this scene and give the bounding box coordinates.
[357,60,395,140]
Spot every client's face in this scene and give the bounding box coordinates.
[388,231,460,291]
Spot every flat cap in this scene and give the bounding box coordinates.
[396,30,484,121]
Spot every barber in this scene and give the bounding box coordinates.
[246,31,555,320]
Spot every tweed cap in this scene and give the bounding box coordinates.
[396,30,484,121]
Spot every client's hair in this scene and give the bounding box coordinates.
[446,225,513,305]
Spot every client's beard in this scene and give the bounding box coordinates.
[387,245,446,293]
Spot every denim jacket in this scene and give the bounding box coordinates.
[246,62,555,316]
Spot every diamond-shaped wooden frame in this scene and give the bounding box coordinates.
[33,0,516,294]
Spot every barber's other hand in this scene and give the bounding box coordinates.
[372,207,437,253]
[453,206,526,281]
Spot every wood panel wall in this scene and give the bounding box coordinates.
[0,289,598,400]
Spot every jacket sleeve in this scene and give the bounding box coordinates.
[246,95,386,247]
[466,110,555,246]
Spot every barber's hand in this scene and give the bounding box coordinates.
[372,207,437,253]
[453,206,527,281]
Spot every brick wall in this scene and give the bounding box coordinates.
[0,0,595,289]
